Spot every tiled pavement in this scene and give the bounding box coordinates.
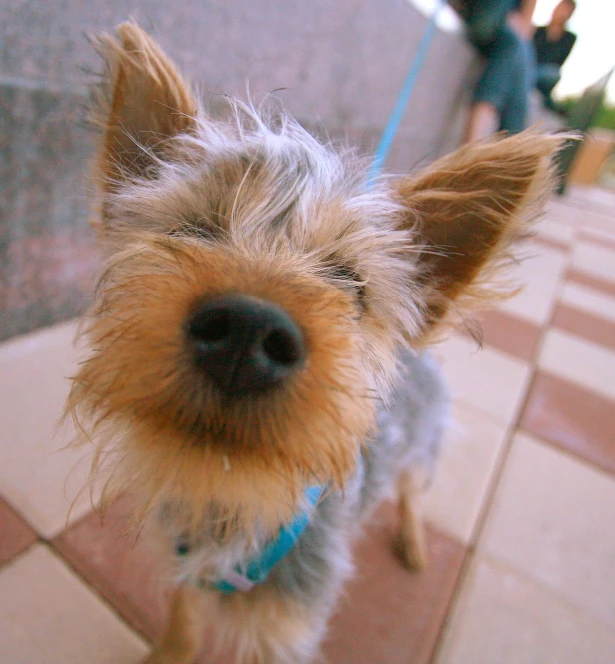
[1,186,615,663]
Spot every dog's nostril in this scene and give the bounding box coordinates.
[263,328,302,366]
[189,310,231,344]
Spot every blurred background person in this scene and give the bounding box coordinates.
[533,0,577,114]
[456,0,538,142]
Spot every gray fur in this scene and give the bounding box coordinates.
[361,348,449,513]
[268,349,448,610]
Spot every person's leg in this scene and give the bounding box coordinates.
[463,101,499,143]
[536,63,562,100]
[500,36,535,133]
[499,75,527,133]
[463,25,524,142]
[463,0,517,47]
[535,65,566,114]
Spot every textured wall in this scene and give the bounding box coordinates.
[0,0,476,341]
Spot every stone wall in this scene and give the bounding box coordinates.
[0,0,475,340]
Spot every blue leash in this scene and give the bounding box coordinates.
[367,0,446,185]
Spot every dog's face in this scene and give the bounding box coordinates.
[68,23,557,536]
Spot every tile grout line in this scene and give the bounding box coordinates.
[486,200,578,490]
[429,201,580,663]
[0,496,155,646]
[467,200,578,538]
[0,527,151,645]
[427,426,518,664]
[425,544,472,664]
[522,237,615,477]
[46,535,155,645]
[428,343,532,663]
[49,502,159,645]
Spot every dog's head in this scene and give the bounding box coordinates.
[68,22,558,535]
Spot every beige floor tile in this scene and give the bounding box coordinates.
[436,554,615,664]
[479,433,615,626]
[0,321,95,538]
[543,199,580,226]
[536,217,576,245]
[423,402,509,544]
[433,335,532,426]
[538,328,615,401]
[0,544,149,664]
[499,245,568,325]
[571,241,615,284]
[559,281,615,324]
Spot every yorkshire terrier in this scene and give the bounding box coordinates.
[66,22,559,664]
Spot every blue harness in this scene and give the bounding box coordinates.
[175,486,324,594]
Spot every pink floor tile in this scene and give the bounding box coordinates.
[0,498,38,567]
[54,497,466,664]
[471,309,541,362]
[53,497,170,642]
[520,371,615,476]
[552,303,615,351]
[322,505,466,664]
[567,269,615,297]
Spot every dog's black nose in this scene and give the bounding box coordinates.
[187,294,305,395]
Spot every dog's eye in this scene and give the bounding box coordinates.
[328,264,366,307]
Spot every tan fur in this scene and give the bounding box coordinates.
[141,519,325,663]
[394,129,560,343]
[67,236,373,537]
[144,585,206,664]
[397,468,428,571]
[143,574,323,664]
[200,586,326,664]
[92,21,198,192]
[67,22,564,664]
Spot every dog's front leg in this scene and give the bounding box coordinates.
[143,584,205,664]
[397,467,428,571]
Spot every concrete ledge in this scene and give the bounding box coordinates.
[0,0,476,339]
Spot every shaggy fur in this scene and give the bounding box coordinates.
[66,21,561,663]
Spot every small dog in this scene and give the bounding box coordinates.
[66,22,559,664]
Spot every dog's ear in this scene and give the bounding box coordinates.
[92,21,198,191]
[394,131,559,343]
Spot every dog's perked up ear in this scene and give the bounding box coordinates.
[394,131,560,344]
[92,21,198,194]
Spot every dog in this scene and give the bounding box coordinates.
[66,22,559,664]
